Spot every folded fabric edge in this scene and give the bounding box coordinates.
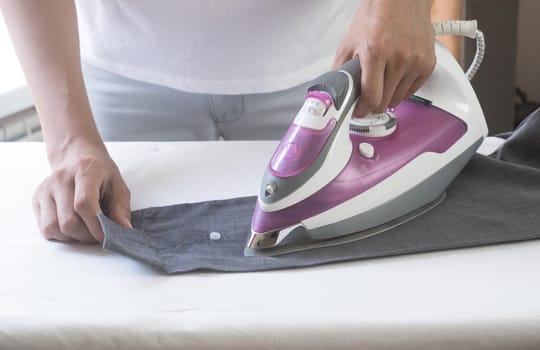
[97,213,164,270]
[480,153,540,173]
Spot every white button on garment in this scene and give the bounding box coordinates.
[359,142,375,159]
[209,231,221,240]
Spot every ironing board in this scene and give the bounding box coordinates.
[1,141,539,350]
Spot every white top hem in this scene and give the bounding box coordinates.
[81,54,335,95]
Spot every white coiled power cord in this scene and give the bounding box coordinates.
[432,20,485,80]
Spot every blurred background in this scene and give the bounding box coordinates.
[0,0,538,141]
[0,8,40,141]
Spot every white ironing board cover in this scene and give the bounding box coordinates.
[0,141,539,350]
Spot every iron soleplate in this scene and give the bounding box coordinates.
[244,192,445,257]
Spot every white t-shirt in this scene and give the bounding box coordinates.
[75,1,359,94]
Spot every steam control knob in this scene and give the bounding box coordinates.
[349,112,397,137]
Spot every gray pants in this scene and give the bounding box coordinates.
[82,64,312,141]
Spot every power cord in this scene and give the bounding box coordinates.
[432,20,485,80]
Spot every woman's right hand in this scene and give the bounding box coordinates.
[32,145,132,243]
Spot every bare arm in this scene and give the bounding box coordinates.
[1,0,131,243]
[0,0,102,161]
[431,0,463,62]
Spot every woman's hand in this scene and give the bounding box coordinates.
[1,1,131,243]
[32,144,132,243]
[333,0,436,117]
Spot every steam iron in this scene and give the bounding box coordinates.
[245,21,488,257]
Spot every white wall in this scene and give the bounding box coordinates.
[516,0,540,102]
[0,10,34,119]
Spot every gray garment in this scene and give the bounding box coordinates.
[82,63,312,141]
[496,108,540,168]
[98,107,540,272]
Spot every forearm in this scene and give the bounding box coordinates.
[361,0,433,20]
[431,0,463,61]
[0,0,105,164]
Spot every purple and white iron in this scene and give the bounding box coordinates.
[246,21,488,256]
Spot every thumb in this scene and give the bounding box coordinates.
[106,181,132,229]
